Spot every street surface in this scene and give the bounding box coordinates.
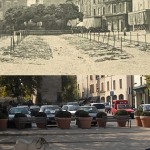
[0,32,150,74]
[0,119,150,150]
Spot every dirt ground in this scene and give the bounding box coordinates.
[0,34,150,75]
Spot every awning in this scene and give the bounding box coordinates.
[133,85,147,91]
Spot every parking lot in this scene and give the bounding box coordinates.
[0,119,150,150]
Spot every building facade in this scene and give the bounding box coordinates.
[128,0,150,31]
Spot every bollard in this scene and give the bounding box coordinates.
[137,33,139,45]
[107,32,110,47]
[113,35,116,47]
[145,34,147,49]
[130,31,132,44]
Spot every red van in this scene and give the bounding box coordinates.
[111,100,134,119]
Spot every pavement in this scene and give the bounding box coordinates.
[0,121,150,150]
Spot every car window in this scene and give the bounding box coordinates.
[92,104,105,109]
[9,108,28,114]
[144,105,150,111]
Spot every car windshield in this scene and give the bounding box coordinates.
[92,104,105,109]
[79,107,98,113]
[67,102,79,106]
[118,104,131,109]
[68,106,78,111]
[144,105,150,111]
[9,108,29,114]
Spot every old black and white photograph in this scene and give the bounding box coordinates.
[0,0,150,150]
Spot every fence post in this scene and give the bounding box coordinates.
[121,37,122,53]
[130,32,132,44]
[137,33,139,45]
[145,34,147,49]
[113,35,116,47]
[118,30,119,40]
[107,32,110,47]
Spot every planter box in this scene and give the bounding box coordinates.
[96,117,107,128]
[0,119,8,130]
[56,118,71,129]
[140,116,150,128]
[134,116,142,127]
[78,117,92,129]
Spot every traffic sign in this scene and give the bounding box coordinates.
[110,91,114,96]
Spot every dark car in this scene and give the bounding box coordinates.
[77,106,99,125]
[8,106,32,128]
[30,105,40,116]
[43,106,62,125]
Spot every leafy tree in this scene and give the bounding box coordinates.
[61,76,78,102]
[0,76,42,102]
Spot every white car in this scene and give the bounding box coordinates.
[90,103,105,112]
[138,104,150,111]
[62,105,79,117]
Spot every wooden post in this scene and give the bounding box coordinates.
[121,37,122,53]
[107,32,110,47]
[130,32,132,44]
[113,35,116,47]
[90,32,91,41]
[137,33,139,45]
[145,34,147,49]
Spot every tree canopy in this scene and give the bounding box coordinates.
[4,3,83,30]
[0,76,42,100]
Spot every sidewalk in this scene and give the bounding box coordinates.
[0,125,150,150]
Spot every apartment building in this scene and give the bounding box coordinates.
[77,75,100,102]
[74,0,132,31]
[128,0,150,31]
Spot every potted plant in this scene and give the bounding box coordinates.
[96,111,107,128]
[134,110,143,127]
[75,110,92,129]
[35,112,47,128]
[0,112,8,130]
[140,111,150,128]
[114,110,128,127]
[55,111,72,129]
[14,113,27,129]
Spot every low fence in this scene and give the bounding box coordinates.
[75,31,149,52]
[27,30,72,35]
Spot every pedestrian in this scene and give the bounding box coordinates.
[123,27,127,36]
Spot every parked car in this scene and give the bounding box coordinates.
[76,106,99,125]
[138,104,150,112]
[62,105,79,117]
[67,102,79,106]
[42,105,62,125]
[8,106,32,128]
[30,105,40,116]
[39,105,60,112]
[90,103,105,112]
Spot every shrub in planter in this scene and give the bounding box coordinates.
[0,112,8,130]
[140,111,150,128]
[134,110,143,127]
[14,113,27,129]
[55,111,72,129]
[114,110,128,127]
[96,112,107,128]
[35,112,47,129]
[75,110,92,129]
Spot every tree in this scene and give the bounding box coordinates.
[61,76,78,102]
[0,76,42,102]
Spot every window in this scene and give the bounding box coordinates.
[107,5,111,13]
[107,81,109,91]
[93,9,96,16]
[101,82,104,91]
[0,1,2,9]
[90,75,93,80]
[6,1,11,9]
[98,8,101,15]
[113,80,116,90]
[90,84,94,94]
[96,75,99,80]
[102,7,105,15]
[119,3,122,12]
[93,0,96,4]
[13,1,18,7]
[140,77,142,85]
[113,4,116,13]
[119,79,122,89]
